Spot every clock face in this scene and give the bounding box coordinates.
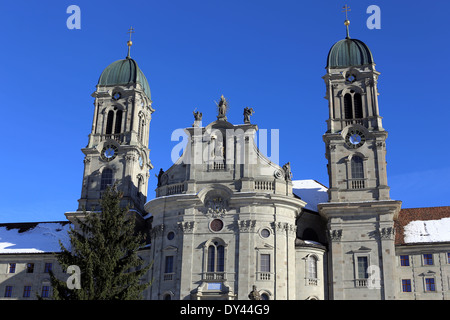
[101,145,118,161]
[345,129,366,149]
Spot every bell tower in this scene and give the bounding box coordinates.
[322,16,388,203]
[318,13,401,300]
[75,33,154,215]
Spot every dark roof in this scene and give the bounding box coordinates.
[98,57,151,98]
[326,38,374,68]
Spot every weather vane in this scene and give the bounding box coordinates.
[126,26,135,58]
[342,4,351,38]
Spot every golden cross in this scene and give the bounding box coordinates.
[127,26,135,42]
[342,4,351,20]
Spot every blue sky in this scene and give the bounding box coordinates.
[0,0,449,222]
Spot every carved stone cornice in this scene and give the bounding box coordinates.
[177,221,195,233]
[379,227,395,240]
[271,222,297,236]
[237,220,256,232]
[328,229,343,241]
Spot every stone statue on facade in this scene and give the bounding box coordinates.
[156,168,164,187]
[282,162,292,181]
[248,285,261,300]
[243,107,254,124]
[216,95,229,120]
[193,109,202,127]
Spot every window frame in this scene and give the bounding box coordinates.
[400,255,410,267]
[26,263,34,274]
[425,277,436,292]
[8,263,16,274]
[401,279,412,292]
[4,286,12,298]
[423,253,434,266]
[23,286,31,298]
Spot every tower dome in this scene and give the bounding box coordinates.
[98,57,151,98]
[326,38,374,68]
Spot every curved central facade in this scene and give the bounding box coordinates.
[145,104,319,300]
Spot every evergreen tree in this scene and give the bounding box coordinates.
[49,183,152,300]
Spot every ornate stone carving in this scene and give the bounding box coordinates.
[205,197,228,218]
[238,220,256,232]
[177,221,195,233]
[272,222,296,235]
[329,229,343,241]
[379,227,395,240]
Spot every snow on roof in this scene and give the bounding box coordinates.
[395,206,450,245]
[292,179,328,212]
[403,217,450,244]
[0,222,71,254]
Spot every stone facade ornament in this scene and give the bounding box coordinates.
[329,229,343,241]
[238,220,257,232]
[379,227,395,240]
[177,221,195,233]
[205,197,228,217]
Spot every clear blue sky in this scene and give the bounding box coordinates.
[1,0,449,223]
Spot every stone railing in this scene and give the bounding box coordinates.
[203,272,226,281]
[254,180,275,191]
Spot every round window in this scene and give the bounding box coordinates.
[167,231,175,241]
[210,219,224,232]
[261,228,271,238]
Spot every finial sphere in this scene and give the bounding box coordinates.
[127,40,133,47]
[344,20,350,26]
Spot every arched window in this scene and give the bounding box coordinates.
[207,245,215,272]
[205,241,225,275]
[351,156,364,179]
[114,110,123,134]
[106,110,114,134]
[307,255,318,279]
[354,93,363,118]
[344,93,353,119]
[101,168,113,190]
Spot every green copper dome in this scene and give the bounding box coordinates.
[98,57,151,98]
[326,38,374,68]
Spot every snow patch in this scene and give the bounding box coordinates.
[0,222,71,254]
[403,217,450,243]
[292,180,328,212]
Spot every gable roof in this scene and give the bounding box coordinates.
[395,206,450,245]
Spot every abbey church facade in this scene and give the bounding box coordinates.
[1,25,449,300]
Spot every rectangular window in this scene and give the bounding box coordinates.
[425,278,435,292]
[402,279,412,292]
[447,252,450,264]
[260,254,270,273]
[26,263,34,273]
[423,254,433,265]
[44,263,53,273]
[9,263,16,273]
[4,286,12,298]
[41,286,50,298]
[23,286,31,298]
[357,256,369,279]
[164,256,174,274]
[400,255,410,266]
